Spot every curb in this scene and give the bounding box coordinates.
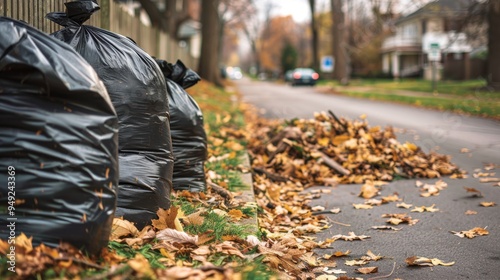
[233,153,259,235]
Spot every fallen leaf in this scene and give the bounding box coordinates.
[110,218,139,240]
[151,207,179,231]
[345,259,368,266]
[465,210,477,215]
[451,227,489,238]
[406,256,454,267]
[156,228,198,245]
[359,182,379,199]
[371,225,401,231]
[316,275,338,280]
[396,202,413,209]
[332,232,370,241]
[353,203,373,210]
[355,266,378,274]
[464,187,483,197]
[228,209,244,221]
[411,204,439,213]
[480,202,496,207]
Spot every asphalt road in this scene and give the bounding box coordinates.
[235,77,500,280]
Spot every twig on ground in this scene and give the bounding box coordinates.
[367,262,396,280]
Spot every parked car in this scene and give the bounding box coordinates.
[226,66,243,80]
[291,68,319,86]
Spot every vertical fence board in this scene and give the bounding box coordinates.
[1,0,195,68]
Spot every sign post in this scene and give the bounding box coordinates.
[428,43,441,92]
[321,56,334,73]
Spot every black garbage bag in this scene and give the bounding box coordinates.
[156,60,207,192]
[0,17,118,255]
[47,0,174,229]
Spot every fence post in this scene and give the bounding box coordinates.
[100,0,110,30]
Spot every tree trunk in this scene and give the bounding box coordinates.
[198,0,222,86]
[331,0,349,84]
[487,0,500,90]
[309,0,319,71]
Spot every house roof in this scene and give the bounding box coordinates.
[395,0,473,25]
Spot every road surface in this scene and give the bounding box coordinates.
[235,77,500,280]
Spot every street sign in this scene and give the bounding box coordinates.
[321,56,334,72]
[428,43,441,61]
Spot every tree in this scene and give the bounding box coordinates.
[309,0,319,71]
[198,0,222,86]
[281,42,298,73]
[331,0,349,84]
[487,0,500,89]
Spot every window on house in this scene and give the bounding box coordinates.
[403,23,417,38]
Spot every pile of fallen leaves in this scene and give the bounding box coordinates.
[247,110,464,187]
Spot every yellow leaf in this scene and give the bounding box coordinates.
[128,254,155,278]
[353,203,373,209]
[359,182,378,199]
[228,209,244,221]
[397,202,413,209]
[318,137,330,147]
[480,202,496,207]
[332,135,350,146]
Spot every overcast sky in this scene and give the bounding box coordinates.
[264,0,422,23]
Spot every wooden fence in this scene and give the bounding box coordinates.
[0,0,198,69]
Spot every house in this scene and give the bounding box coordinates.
[381,0,484,80]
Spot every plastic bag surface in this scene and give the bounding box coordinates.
[0,17,118,254]
[156,60,207,192]
[47,0,174,228]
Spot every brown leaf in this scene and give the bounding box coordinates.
[110,218,139,240]
[396,202,413,209]
[128,254,155,278]
[406,256,454,266]
[355,266,378,274]
[345,259,368,266]
[411,204,439,213]
[451,227,489,238]
[152,206,178,230]
[464,187,483,197]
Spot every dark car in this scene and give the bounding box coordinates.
[291,68,319,86]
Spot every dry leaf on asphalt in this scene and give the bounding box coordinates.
[371,225,402,231]
[397,202,413,209]
[411,204,439,213]
[345,259,368,266]
[465,210,478,215]
[464,187,483,197]
[406,256,455,266]
[451,227,489,238]
[353,203,373,210]
[383,213,419,225]
[359,181,379,199]
[332,232,370,241]
[480,201,496,207]
[355,266,378,274]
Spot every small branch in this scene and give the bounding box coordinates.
[368,262,396,280]
[253,167,289,183]
[328,110,347,132]
[317,151,351,176]
[208,182,234,202]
